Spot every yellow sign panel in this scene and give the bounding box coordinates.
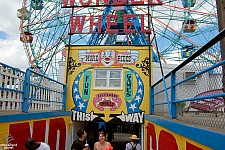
[65,46,151,123]
[144,120,213,150]
[0,116,71,150]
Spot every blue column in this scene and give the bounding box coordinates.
[62,84,67,111]
[170,72,176,118]
[22,69,31,113]
[150,86,154,114]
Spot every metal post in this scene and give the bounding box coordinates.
[170,72,176,118]
[216,0,225,97]
[150,86,154,114]
[65,8,74,84]
[141,124,144,150]
[22,69,31,113]
[147,0,151,87]
[62,84,67,111]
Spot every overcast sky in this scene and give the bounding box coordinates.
[0,1,29,71]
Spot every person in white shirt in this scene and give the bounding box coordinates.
[25,138,50,150]
[125,135,142,150]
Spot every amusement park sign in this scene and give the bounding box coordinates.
[62,0,162,34]
[69,14,153,34]
[62,0,162,7]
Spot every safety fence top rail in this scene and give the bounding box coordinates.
[28,68,65,86]
[0,62,26,112]
[0,62,25,72]
[151,28,225,131]
[0,62,66,113]
[152,28,225,87]
[22,68,66,113]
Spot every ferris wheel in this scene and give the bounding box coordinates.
[17,0,219,79]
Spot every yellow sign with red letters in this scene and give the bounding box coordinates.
[65,46,151,123]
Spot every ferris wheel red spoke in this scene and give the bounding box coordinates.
[20,0,39,71]
[18,0,219,78]
[21,10,72,28]
[31,34,68,63]
[152,16,220,62]
[136,5,220,62]
[162,4,217,17]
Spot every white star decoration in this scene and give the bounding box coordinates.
[129,103,136,111]
[135,95,141,103]
[75,80,79,84]
[78,74,81,77]
[136,73,139,77]
[73,87,78,93]
[138,80,142,85]
[138,88,142,94]
[78,102,85,110]
[75,94,80,101]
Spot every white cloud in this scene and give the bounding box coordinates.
[0,39,28,71]
[0,1,29,71]
[0,1,21,37]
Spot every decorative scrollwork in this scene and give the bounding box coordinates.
[136,57,150,76]
[68,57,81,75]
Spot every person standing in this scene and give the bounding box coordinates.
[125,135,142,150]
[71,129,90,150]
[94,131,112,150]
[25,138,50,150]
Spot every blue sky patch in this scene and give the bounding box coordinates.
[0,31,7,40]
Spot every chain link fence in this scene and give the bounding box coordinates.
[151,29,225,130]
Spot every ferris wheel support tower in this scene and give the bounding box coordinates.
[216,0,225,92]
